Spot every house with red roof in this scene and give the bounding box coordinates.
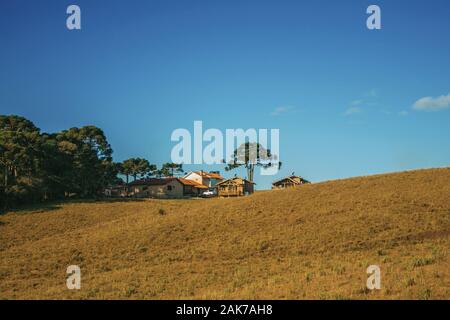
[127,177,207,199]
[183,171,224,194]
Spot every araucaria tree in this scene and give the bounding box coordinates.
[224,142,281,182]
[162,162,183,177]
[55,126,114,197]
[121,158,156,182]
[0,115,42,205]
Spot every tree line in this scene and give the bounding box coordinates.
[118,159,183,184]
[0,115,183,210]
[1,114,281,210]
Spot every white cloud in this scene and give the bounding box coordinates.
[343,90,380,116]
[365,88,378,97]
[413,93,450,111]
[350,99,364,106]
[270,106,295,116]
[344,107,362,116]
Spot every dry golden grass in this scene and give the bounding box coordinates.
[0,168,449,299]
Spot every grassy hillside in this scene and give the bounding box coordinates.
[0,168,449,299]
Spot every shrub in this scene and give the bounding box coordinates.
[412,257,435,268]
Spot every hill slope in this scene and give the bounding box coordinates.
[0,168,449,299]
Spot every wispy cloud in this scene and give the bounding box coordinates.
[350,99,364,106]
[344,106,362,116]
[413,93,450,111]
[365,88,378,98]
[344,89,378,116]
[270,106,295,116]
[398,110,409,116]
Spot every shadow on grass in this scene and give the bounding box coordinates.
[0,197,145,216]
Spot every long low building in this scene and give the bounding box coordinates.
[127,177,208,199]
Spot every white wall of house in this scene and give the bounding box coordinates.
[184,172,203,185]
[184,171,220,188]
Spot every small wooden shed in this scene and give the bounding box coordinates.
[215,177,255,197]
[272,175,310,189]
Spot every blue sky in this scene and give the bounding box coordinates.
[1,0,449,189]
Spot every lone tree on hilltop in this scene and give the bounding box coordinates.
[224,142,281,182]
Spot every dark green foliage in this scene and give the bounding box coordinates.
[224,142,281,182]
[120,158,156,182]
[161,162,183,177]
[0,115,119,209]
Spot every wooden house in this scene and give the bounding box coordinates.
[215,177,255,197]
[272,175,310,189]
